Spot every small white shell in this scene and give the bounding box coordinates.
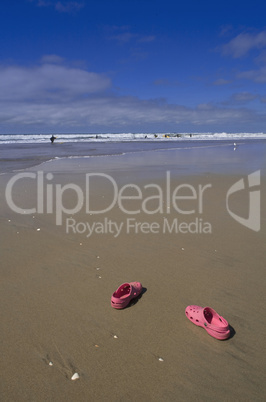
[113,335,118,339]
[71,372,79,380]
[49,361,53,366]
[37,228,40,231]
[158,357,164,362]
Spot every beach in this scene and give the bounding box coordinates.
[0,140,266,401]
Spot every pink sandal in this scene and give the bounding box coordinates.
[111,282,142,309]
[185,305,230,340]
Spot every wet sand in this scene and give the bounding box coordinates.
[0,144,266,401]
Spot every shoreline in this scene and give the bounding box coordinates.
[1,144,265,401]
[1,138,266,174]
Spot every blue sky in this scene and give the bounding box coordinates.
[1,0,266,133]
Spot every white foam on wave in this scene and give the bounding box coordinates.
[0,132,265,144]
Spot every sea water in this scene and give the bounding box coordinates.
[0,132,265,144]
[0,132,266,174]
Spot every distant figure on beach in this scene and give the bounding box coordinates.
[50,135,56,143]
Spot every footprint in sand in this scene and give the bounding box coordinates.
[36,345,81,380]
[40,351,53,366]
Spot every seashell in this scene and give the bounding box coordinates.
[158,357,164,362]
[49,361,53,366]
[71,372,79,380]
[113,335,118,339]
[37,228,40,231]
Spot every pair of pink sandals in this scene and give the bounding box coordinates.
[111,282,231,340]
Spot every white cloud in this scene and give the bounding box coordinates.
[0,63,111,101]
[231,92,257,103]
[31,0,84,13]
[40,54,65,64]
[224,92,258,105]
[260,96,266,103]
[107,26,155,45]
[55,1,84,13]
[222,31,266,58]
[109,32,137,43]
[213,78,231,86]
[237,66,266,83]
[1,59,265,133]
[35,0,50,6]
[0,92,263,132]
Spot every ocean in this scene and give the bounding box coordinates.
[0,132,265,144]
[0,132,266,174]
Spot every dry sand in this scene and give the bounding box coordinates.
[0,148,265,401]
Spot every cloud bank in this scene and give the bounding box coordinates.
[1,57,265,133]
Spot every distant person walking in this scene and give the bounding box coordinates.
[50,135,56,143]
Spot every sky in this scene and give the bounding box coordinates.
[1,0,266,134]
